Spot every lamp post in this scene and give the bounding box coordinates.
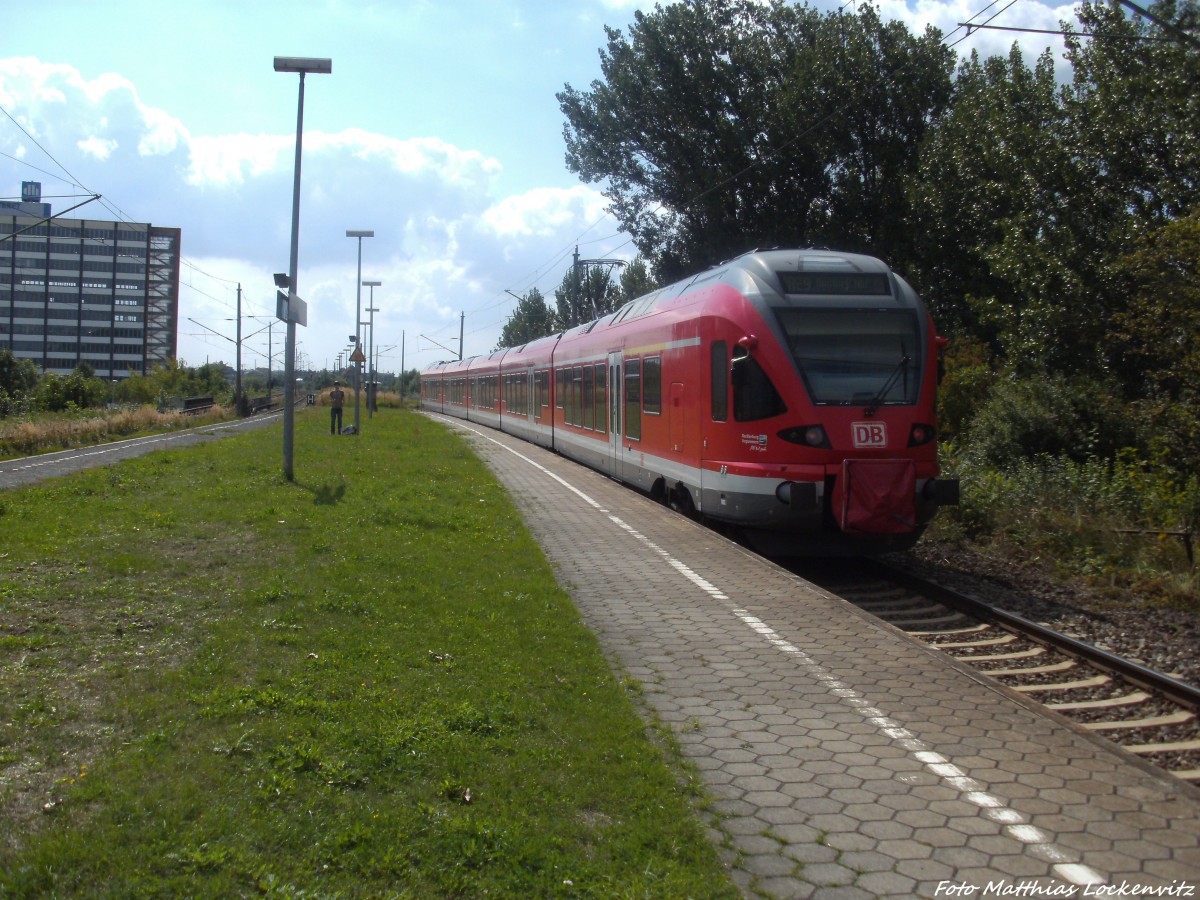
[346,230,373,434]
[362,280,380,417]
[274,55,331,480]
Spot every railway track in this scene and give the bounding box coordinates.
[802,558,1200,784]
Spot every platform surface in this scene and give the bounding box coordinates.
[441,415,1200,898]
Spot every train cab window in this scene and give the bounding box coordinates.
[624,358,642,440]
[711,341,728,422]
[732,346,787,421]
[776,308,921,406]
[643,357,662,415]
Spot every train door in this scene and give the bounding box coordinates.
[607,350,623,475]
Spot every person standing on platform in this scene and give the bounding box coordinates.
[330,381,346,435]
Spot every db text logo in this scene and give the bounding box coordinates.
[852,422,888,448]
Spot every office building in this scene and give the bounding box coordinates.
[0,182,180,378]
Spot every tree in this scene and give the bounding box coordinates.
[618,256,658,304]
[0,348,39,398]
[1064,0,1200,230]
[906,46,1098,374]
[498,288,557,349]
[1109,209,1200,475]
[553,263,620,330]
[559,0,953,278]
[795,4,955,261]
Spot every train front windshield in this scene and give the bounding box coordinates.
[775,308,922,406]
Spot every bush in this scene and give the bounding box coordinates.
[937,337,997,439]
[963,373,1138,469]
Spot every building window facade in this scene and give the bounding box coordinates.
[0,213,180,378]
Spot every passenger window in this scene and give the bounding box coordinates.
[593,363,606,434]
[643,356,662,415]
[624,358,641,440]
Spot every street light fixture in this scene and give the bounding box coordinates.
[362,280,381,417]
[346,229,374,434]
[274,54,332,480]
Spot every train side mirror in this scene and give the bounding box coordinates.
[730,344,750,388]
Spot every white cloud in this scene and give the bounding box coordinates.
[479,185,609,239]
[186,133,290,187]
[77,136,117,159]
[137,105,188,157]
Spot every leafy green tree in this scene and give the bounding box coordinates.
[396,368,421,398]
[498,287,557,349]
[560,0,825,278]
[1111,209,1200,400]
[0,348,39,398]
[796,5,955,260]
[618,256,657,303]
[1109,209,1200,475]
[559,0,953,278]
[180,362,233,401]
[61,366,110,409]
[33,373,69,413]
[907,47,1080,364]
[553,263,619,330]
[1064,0,1200,230]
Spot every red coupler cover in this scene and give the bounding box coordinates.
[833,459,916,535]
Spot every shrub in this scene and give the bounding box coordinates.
[963,373,1138,469]
[936,337,997,439]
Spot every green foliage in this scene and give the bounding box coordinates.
[559,0,953,278]
[116,358,234,409]
[1065,0,1200,228]
[1111,209,1200,396]
[497,287,556,349]
[32,367,112,413]
[0,349,39,403]
[552,262,620,330]
[618,255,657,303]
[937,440,1199,598]
[963,373,1138,469]
[906,46,1089,367]
[0,354,239,418]
[936,336,997,439]
[558,0,1197,420]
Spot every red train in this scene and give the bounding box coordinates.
[420,249,958,555]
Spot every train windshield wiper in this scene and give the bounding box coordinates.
[863,351,910,416]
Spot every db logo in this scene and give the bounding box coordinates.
[852,422,888,448]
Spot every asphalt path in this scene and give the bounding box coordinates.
[0,412,282,491]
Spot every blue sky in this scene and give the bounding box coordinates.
[1,0,1077,374]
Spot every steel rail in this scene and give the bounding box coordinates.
[865,558,1200,714]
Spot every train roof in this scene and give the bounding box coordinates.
[421,250,914,375]
[602,248,908,329]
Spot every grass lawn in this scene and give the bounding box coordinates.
[0,407,737,897]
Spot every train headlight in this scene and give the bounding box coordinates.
[778,425,831,448]
[908,423,936,447]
